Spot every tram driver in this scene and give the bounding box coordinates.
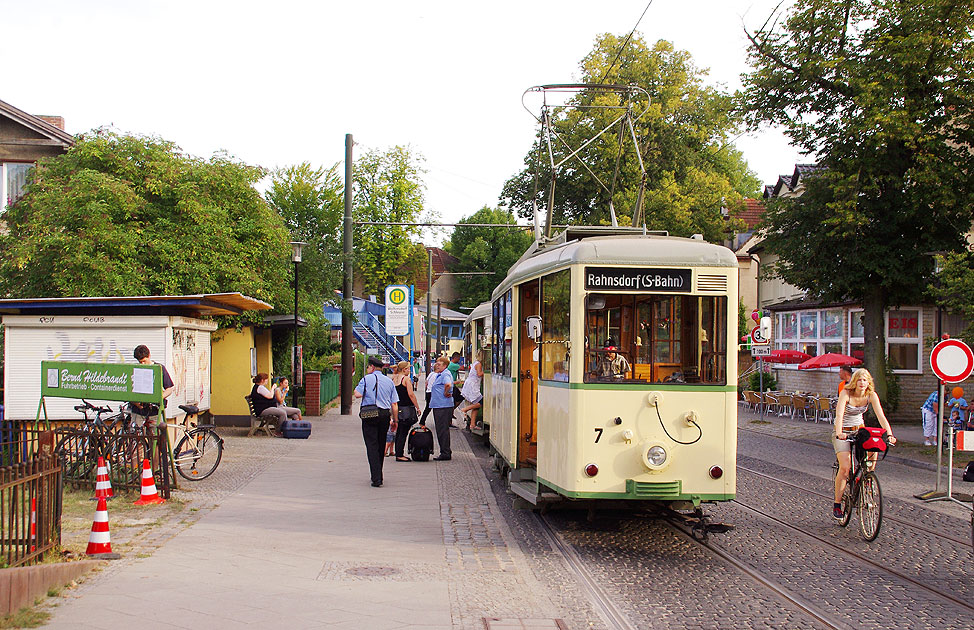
[598,339,631,379]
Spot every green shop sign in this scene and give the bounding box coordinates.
[41,361,164,404]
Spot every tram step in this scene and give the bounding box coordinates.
[509,467,536,483]
[509,480,562,506]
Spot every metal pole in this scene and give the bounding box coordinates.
[425,248,432,376]
[937,379,946,490]
[437,299,443,357]
[759,357,765,421]
[341,133,354,415]
[293,259,299,389]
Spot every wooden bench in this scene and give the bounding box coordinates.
[245,395,278,437]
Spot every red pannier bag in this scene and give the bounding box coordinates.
[855,427,888,454]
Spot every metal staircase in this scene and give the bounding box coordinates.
[351,311,409,365]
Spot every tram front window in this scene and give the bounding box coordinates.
[585,293,727,384]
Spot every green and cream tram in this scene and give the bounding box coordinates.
[483,227,738,510]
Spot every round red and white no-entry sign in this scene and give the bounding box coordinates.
[930,338,974,383]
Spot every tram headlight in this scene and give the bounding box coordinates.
[640,441,670,471]
[647,446,667,466]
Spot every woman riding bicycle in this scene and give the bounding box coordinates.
[833,368,896,519]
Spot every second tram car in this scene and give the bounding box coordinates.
[483,227,738,512]
[463,301,492,437]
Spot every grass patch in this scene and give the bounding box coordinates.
[0,607,50,629]
[750,420,772,425]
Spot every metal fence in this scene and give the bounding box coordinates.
[320,370,339,407]
[0,451,62,568]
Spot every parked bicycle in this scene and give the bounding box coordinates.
[832,428,893,541]
[170,404,223,481]
[56,400,152,490]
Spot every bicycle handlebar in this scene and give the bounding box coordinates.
[75,399,113,415]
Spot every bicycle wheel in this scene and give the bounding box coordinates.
[55,431,98,482]
[858,471,883,541]
[831,462,852,527]
[107,434,150,489]
[174,429,223,481]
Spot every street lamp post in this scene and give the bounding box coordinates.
[290,241,307,392]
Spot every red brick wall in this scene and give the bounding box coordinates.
[305,371,320,416]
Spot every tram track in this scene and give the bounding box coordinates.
[662,516,851,630]
[730,497,974,617]
[738,464,972,547]
[535,513,639,630]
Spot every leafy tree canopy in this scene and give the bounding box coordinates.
[353,145,431,296]
[266,162,347,373]
[501,34,758,240]
[0,130,291,321]
[443,207,534,310]
[935,251,974,344]
[743,0,974,394]
[266,162,344,304]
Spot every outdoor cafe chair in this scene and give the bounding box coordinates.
[763,393,783,416]
[744,390,762,412]
[814,396,833,423]
[791,394,811,421]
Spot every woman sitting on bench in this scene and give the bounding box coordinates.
[252,373,300,430]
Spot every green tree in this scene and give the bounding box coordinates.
[742,0,974,398]
[934,251,974,343]
[0,130,291,318]
[444,207,534,310]
[501,34,758,239]
[353,145,430,296]
[266,162,346,372]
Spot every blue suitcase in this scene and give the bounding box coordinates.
[281,419,311,439]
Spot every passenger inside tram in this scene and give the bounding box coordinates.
[585,292,727,384]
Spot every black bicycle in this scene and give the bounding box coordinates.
[831,429,892,542]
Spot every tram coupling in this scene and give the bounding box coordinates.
[663,506,735,542]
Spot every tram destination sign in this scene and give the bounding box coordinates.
[585,267,691,292]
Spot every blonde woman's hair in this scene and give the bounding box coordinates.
[847,368,875,397]
[435,356,450,367]
[395,360,409,374]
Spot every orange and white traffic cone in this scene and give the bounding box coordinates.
[93,457,114,500]
[29,497,36,553]
[133,459,165,505]
[85,497,119,558]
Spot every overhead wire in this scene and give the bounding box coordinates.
[596,0,654,86]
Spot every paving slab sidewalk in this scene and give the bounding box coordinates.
[43,406,577,630]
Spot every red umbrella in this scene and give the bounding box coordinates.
[797,353,864,370]
[765,349,811,364]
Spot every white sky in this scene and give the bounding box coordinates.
[2,1,802,242]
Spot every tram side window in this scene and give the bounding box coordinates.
[584,293,727,384]
[503,289,513,378]
[540,270,570,381]
[492,299,501,375]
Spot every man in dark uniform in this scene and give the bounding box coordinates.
[354,357,399,487]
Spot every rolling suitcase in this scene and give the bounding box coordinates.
[408,424,433,461]
[280,419,312,439]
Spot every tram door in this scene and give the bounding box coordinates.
[518,280,539,467]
